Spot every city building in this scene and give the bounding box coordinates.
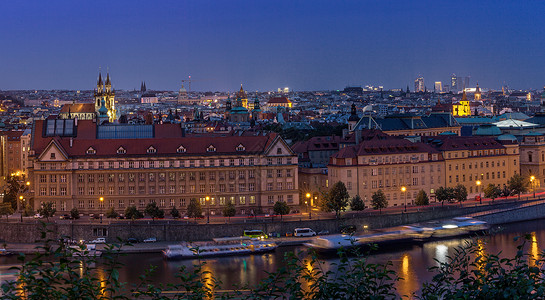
[0,130,25,180]
[452,90,471,117]
[266,96,293,109]
[414,76,425,93]
[474,83,482,101]
[353,113,461,137]
[93,72,116,122]
[434,81,442,93]
[29,119,299,215]
[141,92,158,104]
[328,135,443,207]
[519,132,545,189]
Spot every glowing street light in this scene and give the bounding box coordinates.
[476,180,482,204]
[206,196,210,224]
[19,195,24,222]
[305,193,311,219]
[530,175,536,198]
[401,186,407,212]
[99,197,104,223]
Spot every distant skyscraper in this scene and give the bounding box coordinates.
[434,81,442,93]
[443,85,450,93]
[451,74,458,92]
[414,76,425,93]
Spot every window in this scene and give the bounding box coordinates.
[86,147,96,155]
[239,184,246,192]
[108,174,114,182]
[88,187,94,195]
[118,186,124,194]
[219,197,226,205]
[118,199,125,208]
[207,145,216,152]
[277,170,283,178]
[239,171,245,179]
[88,174,94,183]
[180,185,186,193]
[236,144,245,151]
[209,172,216,180]
[78,187,84,195]
[159,186,166,194]
[149,173,155,182]
[268,196,274,204]
[77,174,84,183]
[129,186,135,195]
[267,170,273,178]
[147,146,157,154]
[169,186,175,194]
[40,175,47,183]
[267,183,273,191]
[60,187,67,196]
[159,173,166,181]
[177,145,186,153]
[60,174,66,183]
[117,147,126,154]
[39,187,46,196]
[249,170,255,178]
[199,172,206,180]
[250,196,256,204]
[98,174,104,182]
[277,148,282,155]
[239,196,246,204]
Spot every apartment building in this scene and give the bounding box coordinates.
[29,119,299,215]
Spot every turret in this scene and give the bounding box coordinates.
[105,73,112,93]
[97,73,103,94]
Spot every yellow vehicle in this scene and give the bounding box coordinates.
[243,230,268,239]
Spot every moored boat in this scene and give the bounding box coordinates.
[163,237,277,260]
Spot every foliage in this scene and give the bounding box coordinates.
[435,186,455,204]
[508,173,529,200]
[484,184,502,202]
[23,203,34,217]
[144,202,164,221]
[222,202,236,222]
[415,190,429,206]
[371,190,388,212]
[322,181,350,218]
[70,207,80,220]
[124,206,143,220]
[273,201,290,221]
[170,207,181,218]
[453,184,468,204]
[350,195,365,211]
[2,174,29,210]
[0,202,14,220]
[186,198,203,221]
[105,207,119,219]
[37,201,56,221]
[500,185,512,198]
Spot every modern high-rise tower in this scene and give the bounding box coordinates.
[414,76,425,92]
[434,81,442,93]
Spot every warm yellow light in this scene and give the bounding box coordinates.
[26,182,30,186]
[305,201,307,205]
[99,197,104,202]
[476,180,481,186]
[19,195,23,200]
[306,193,311,198]
[531,176,535,182]
[401,186,406,192]
[206,196,210,201]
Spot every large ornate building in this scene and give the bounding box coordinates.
[29,120,299,215]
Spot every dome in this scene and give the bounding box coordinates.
[496,134,517,142]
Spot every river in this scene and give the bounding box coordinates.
[1,219,545,297]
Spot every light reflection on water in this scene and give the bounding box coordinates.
[1,219,545,297]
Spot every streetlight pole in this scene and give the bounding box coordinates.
[19,195,23,222]
[531,176,536,199]
[305,193,311,219]
[99,197,104,223]
[476,180,481,204]
[206,196,210,224]
[401,186,407,212]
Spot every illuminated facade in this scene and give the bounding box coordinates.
[452,90,471,117]
[94,73,117,122]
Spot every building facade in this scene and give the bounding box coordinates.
[519,132,545,189]
[30,120,299,215]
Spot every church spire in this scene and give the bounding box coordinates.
[97,72,103,93]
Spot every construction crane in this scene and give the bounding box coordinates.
[181,75,192,94]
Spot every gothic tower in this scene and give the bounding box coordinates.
[94,72,117,123]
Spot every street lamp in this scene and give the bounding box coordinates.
[401,186,407,212]
[476,180,482,204]
[206,196,210,224]
[531,176,536,198]
[99,197,104,223]
[19,195,24,222]
[305,193,311,219]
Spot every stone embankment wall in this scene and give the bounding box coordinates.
[0,202,536,243]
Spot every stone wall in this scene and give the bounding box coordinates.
[0,202,532,243]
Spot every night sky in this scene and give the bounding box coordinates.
[1,0,545,91]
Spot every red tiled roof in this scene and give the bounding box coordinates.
[332,137,440,159]
[267,96,291,104]
[60,103,95,113]
[424,136,506,151]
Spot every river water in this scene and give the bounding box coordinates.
[1,219,545,297]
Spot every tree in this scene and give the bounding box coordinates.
[70,207,80,220]
[170,207,181,219]
[371,190,388,213]
[350,195,365,211]
[273,201,290,221]
[145,202,164,221]
[23,204,34,217]
[322,181,350,218]
[222,202,236,222]
[37,202,56,221]
[2,174,29,210]
[0,203,14,220]
[415,190,429,206]
[500,184,512,198]
[436,186,455,205]
[453,184,468,205]
[186,198,203,221]
[484,184,501,203]
[105,207,118,219]
[508,173,529,200]
[124,206,143,220]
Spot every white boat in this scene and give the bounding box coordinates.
[163,238,277,259]
[69,244,102,257]
[305,217,489,252]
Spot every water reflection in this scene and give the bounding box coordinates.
[397,253,419,299]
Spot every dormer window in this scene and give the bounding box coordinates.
[147,146,157,154]
[236,144,245,152]
[86,147,96,155]
[207,145,216,152]
[177,145,187,153]
[117,147,126,154]
[277,148,282,154]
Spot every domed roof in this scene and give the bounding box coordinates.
[496,134,517,142]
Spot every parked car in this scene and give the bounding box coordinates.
[268,232,281,238]
[340,225,357,235]
[126,238,138,243]
[294,228,317,237]
[59,214,72,220]
[143,237,157,243]
[33,214,43,219]
[89,238,106,244]
[317,230,330,235]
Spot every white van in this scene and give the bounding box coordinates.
[294,228,316,237]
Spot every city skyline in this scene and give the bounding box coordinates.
[2,1,545,91]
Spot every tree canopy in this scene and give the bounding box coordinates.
[436,186,455,204]
[273,201,290,221]
[371,190,388,212]
[453,184,468,204]
[145,202,165,220]
[350,195,365,211]
[222,202,236,222]
[322,181,350,218]
[37,202,56,221]
[484,184,502,202]
[0,203,14,220]
[105,207,119,219]
[170,207,181,219]
[508,173,529,200]
[124,206,143,220]
[415,190,429,206]
[186,198,203,221]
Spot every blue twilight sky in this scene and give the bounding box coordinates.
[1,0,545,91]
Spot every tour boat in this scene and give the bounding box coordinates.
[163,237,277,259]
[305,217,489,252]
